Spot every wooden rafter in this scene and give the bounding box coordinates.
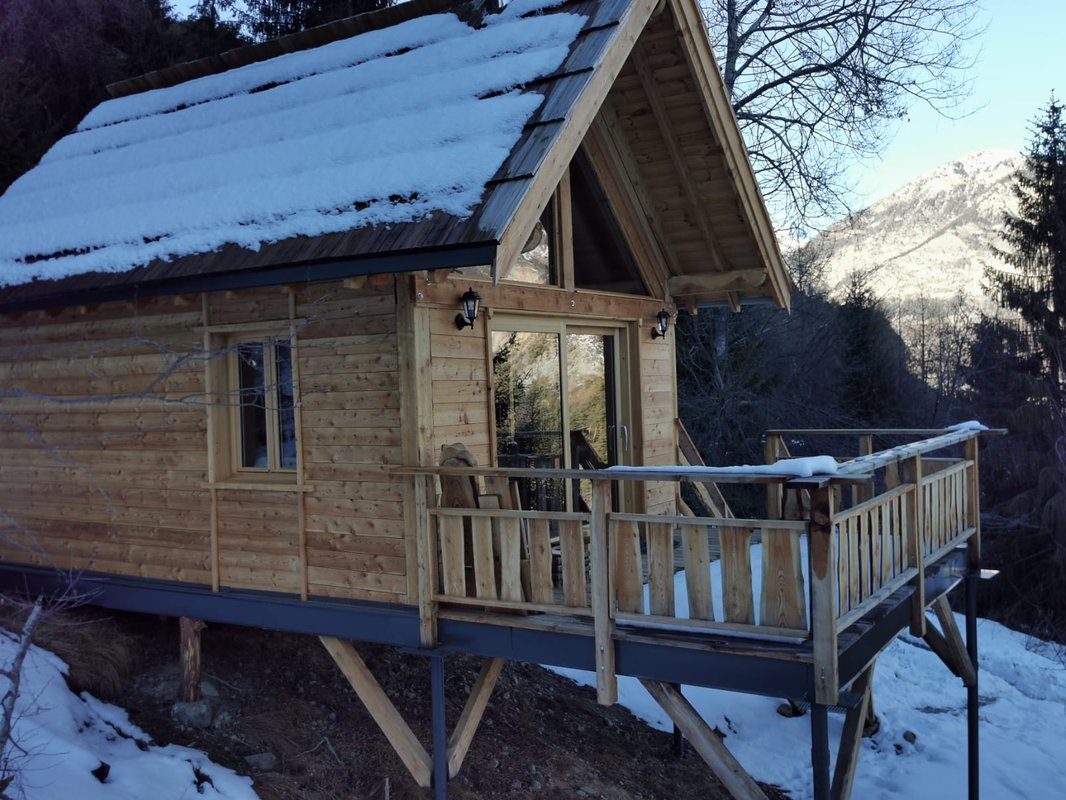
[641,680,768,799]
[629,39,731,278]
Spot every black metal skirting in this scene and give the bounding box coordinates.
[0,561,954,705]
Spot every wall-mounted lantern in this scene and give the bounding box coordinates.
[454,287,482,331]
[651,309,670,339]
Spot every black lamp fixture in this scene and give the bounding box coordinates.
[651,308,670,339]
[455,287,481,331]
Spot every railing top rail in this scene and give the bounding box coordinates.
[766,427,1006,437]
[833,428,991,474]
[392,464,852,484]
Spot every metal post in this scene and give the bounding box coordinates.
[811,702,831,800]
[966,573,979,800]
[431,654,448,800]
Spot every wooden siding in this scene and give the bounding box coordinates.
[0,298,212,584]
[427,302,492,468]
[636,327,678,515]
[0,279,411,605]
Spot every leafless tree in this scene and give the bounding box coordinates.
[702,0,981,229]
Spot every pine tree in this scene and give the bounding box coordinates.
[987,96,1066,403]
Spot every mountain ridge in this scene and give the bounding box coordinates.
[812,149,1023,307]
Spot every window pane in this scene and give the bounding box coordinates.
[275,341,297,469]
[237,342,268,468]
[492,330,564,510]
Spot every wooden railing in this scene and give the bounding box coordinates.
[400,426,991,706]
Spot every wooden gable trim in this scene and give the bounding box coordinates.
[663,0,793,310]
[491,0,662,283]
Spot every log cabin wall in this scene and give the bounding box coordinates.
[0,277,413,606]
[0,297,212,583]
[636,329,678,515]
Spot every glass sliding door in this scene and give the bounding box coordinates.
[492,320,629,512]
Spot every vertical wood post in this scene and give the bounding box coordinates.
[904,456,926,635]
[180,617,206,703]
[965,436,981,569]
[765,434,783,518]
[858,434,874,504]
[808,486,839,705]
[590,480,617,706]
[416,475,438,647]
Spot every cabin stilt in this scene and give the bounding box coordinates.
[811,703,831,800]
[179,617,206,703]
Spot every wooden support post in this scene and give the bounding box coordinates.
[180,617,205,703]
[640,680,768,800]
[590,480,617,706]
[904,456,926,635]
[831,662,876,800]
[416,475,438,647]
[764,435,783,519]
[808,487,839,705]
[447,657,505,778]
[319,637,432,788]
[927,596,977,686]
[965,437,981,569]
[857,434,874,504]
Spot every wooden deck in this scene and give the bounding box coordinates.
[398,426,989,707]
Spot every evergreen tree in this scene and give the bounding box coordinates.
[220,0,392,40]
[986,96,1066,404]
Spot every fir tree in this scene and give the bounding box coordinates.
[987,96,1066,403]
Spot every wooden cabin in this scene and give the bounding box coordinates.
[0,1,991,798]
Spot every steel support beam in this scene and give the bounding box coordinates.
[431,654,448,800]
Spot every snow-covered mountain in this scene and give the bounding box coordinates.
[814,150,1023,306]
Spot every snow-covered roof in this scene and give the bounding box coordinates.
[0,0,791,312]
[0,0,585,290]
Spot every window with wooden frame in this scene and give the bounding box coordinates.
[231,337,297,472]
[205,327,299,484]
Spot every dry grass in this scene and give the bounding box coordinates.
[0,600,136,700]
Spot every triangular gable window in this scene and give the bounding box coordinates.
[571,149,646,296]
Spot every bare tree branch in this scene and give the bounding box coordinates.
[704,0,981,230]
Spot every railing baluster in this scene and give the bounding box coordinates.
[559,518,586,608]
[682,522,714,621]
[721,526,754,625]
[527,516,554,604]
[647,521,674,616]
[614,519,644,614]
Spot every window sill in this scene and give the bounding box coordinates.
[203,478,314,493]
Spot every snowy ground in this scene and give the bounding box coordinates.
[0,628,257,800]
[553,547,1066,799]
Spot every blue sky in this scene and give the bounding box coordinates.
[852,0,1063,203]
[170,0,1061,208]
